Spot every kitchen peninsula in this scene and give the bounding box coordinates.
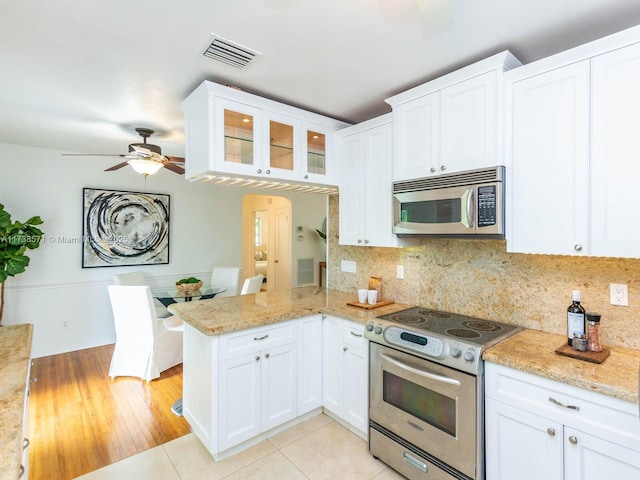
[168,286,408,460]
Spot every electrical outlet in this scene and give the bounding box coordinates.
[610,283,629,306]
[397,265,404,279]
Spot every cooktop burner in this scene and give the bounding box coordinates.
[375,306,521,347]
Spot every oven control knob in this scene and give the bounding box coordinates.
[374,326,383,335]
[365,323,374,332]
[451,348,461,358]
[464,351,475,363]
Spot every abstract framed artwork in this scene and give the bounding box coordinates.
[82,188,170,268]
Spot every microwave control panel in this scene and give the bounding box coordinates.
[477,185,496,227]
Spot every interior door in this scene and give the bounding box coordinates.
[273,206,291,289]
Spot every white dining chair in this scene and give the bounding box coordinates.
[113,271,171,318]
[210,267,242,298]
[241,274,264,294]
[107,285,183,382]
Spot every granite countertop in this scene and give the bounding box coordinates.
[483,328,640,404]
[168,286,410,336]
[0,324,33,480]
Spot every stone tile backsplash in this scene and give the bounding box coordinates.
[327,196,640,350]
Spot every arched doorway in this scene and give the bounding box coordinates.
[242,194,292,291]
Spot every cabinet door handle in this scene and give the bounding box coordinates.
[265,353,270,359]
[304,174,309,179]
[574,244,583,251]
[357,239,363,244]
[23,438,29,449]
[548,397,580,411]
[547,428,556,437]
[265,169,271,174]
[255,356,260,361]
[364,239,369,244]
[568,435,578,444]
[350,331,363,338]
[257,168,262,174]
[440,165,446,171]
[343,346,348,352]
[19,465,24,478]
[254,334,269,341]
[430,167,436,173]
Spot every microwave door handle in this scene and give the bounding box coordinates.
[379,353,461,386]
[464,187,475,228]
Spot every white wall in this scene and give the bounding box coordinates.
[0,142,328,357]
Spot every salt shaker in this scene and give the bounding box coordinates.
[586,312,603,352]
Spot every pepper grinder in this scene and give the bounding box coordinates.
[586,312,603,352]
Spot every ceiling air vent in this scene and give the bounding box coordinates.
[201,34,263,70]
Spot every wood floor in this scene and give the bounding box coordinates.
[28,344,190,480]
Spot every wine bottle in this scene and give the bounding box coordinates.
[567,290,586,346]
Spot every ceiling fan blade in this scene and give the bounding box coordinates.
[104,160,131,172]
[62,153,128,157]
[162,160,185,174]
[165,155,185,163]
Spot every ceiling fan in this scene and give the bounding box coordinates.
[63,128,185,176]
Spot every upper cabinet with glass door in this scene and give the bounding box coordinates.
[181,81,350,187]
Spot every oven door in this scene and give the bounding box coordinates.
[369,342,477,478]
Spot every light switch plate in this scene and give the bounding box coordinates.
[341,260,356,273]
[396,265,404,279]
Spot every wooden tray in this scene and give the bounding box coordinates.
[347,299,394,310]
[554,343,610,364]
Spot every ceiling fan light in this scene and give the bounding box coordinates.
[127,159,163,175]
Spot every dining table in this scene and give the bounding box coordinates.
[152,286,227,307]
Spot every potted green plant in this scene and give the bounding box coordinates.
[0,203,44,325]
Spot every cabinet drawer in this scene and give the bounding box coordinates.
[219,321,298,360]
[342,321,367,348]
[486,363,640,450]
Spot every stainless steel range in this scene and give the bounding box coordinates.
[365,307,522,480]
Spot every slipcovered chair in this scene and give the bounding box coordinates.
[209,267,242,298]
[107,285,183,382]
[112,271,171,318]
[241,274,264,294]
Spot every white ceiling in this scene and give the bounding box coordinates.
[2,0,640,160]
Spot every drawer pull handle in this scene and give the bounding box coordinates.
[23,438,29,449]
[265,353,270,359]
[569,435,578,444]
[350,331,363,337]
[19,465,24,478]
[255,356,260,361]
[547,428,556,437]
[548,397,580,411]
[403,452,428,473]
[254,334,269,341]
[343,346,348,352]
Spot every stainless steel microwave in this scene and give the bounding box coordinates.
[392,166,505,237]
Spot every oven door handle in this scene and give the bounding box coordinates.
[379,353,461,386]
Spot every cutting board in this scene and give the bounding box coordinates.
[554,343,610,364]
[347,299,394,310]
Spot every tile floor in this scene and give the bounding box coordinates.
[75,414,406,480]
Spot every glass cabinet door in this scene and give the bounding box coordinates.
[269,120,294,171]
[307,130,326,175]
[224,109,255,165]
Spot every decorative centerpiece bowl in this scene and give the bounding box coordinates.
[175,278,203,292]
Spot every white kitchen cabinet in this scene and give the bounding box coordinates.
[183,320,301,458]
[337,114,416,247]
[322,315,368,437]
[180,80,349,187]
[297,314,323,414]
[387,51,520,181]
[485,363,640,480]
[506,33,640,258]
[506,61,591,255]
[590,42,640,257]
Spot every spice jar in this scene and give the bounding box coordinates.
[586,312,603,352]
[572,333,587,352]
